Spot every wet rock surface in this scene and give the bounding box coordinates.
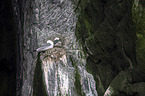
[33,47,98,96]
[75,0,145,96]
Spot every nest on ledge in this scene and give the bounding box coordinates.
[40,47,66,61]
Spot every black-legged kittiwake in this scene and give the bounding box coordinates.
[36,37,60,52]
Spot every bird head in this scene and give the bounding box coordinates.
[53,37,62,47]
[54,37,60,41]
[53,37,60,44]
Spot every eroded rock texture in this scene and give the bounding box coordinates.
[1,0,144,95]
[75,0,145,96]
[32,0,98,95]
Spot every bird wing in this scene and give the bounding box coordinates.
[41,43,51,47]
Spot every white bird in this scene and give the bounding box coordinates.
[36,37,60,52]
[53,37,60,45]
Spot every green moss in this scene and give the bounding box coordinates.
[33,53,48,96]
[69,55,83,95]
[83,15,91,36]
[74,68,82,96]
[132,0,145,66]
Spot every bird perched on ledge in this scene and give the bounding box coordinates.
[36,37,60,52]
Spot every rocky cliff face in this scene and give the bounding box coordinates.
[75,0,145,95]
[32,0,98,96]
[1,0,144,95]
